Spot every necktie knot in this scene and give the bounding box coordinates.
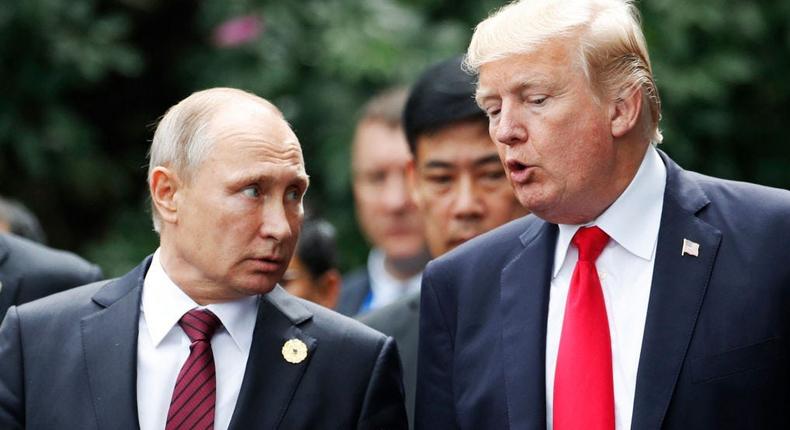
[178,308,221,343]
[572,226,609,262]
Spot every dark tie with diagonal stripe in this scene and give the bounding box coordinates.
[166,308,222,430]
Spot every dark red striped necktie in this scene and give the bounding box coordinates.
[166,308,222,430]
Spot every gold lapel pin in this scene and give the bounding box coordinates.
[282,338,308,364]
[681,238,700,257]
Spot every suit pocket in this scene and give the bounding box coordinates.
[690,337,783,384]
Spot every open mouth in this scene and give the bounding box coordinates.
[505,159,532,183]
[506,159,528,172]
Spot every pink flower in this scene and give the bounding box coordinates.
[212,14,265,48]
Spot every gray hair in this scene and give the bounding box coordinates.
[147,87,281,232]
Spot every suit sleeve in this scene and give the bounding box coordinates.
[414,267,458,430]
[0,307,25,430]
[87,264,104,284]
[356,336,409,430]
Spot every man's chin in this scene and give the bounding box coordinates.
[232,275,280,296]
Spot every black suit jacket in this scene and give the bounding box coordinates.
[415,151,790,429]
[337,267,371,316]
[360,289,420,428]
[0,232,103,320]
[0,257,407,430]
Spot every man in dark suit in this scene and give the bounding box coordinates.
[416,1,790,429]
[337,88,430,317]
[0,232,103,320]
[0,88,407,430]
[361,56,526,427]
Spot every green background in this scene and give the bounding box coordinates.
[1,0,788,276]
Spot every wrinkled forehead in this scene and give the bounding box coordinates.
[209,102,302,158]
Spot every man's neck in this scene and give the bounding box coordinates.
[383,248,430,281]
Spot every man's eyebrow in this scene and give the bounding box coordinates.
[475,76,557,106]
[422,160,455,170]
[473,154,503,168]
[296,174,310,188]
[226,171,264,184]
[474,88,495,107]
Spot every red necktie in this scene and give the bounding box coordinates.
[554,226,614,430]
[166,308,222,430]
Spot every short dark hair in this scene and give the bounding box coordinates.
[296,218,339,279]
[403,55,487,155]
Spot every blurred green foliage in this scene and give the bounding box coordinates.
[1,0,788,276]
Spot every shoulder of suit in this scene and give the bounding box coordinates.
[687,170,790,208]
[295,295,391,345]
[0,233,102,282]
[13,278,111,322]
[358,290,419,330]
[428,215,538,269]
[676,169,790,233]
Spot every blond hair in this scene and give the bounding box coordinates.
[466,0,662,144]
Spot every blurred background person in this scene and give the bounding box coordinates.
[0,197,103,320]
[361,56,528,426]
[281,217,342,309]
[337,88,430,316]
[0,196,47,244]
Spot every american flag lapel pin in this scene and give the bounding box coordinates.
[681,238,700,257]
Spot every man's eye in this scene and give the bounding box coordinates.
[285,188,302,202]
[365,171,387,185]
[242,186,260,198]
[530,96,547,106]
[485,107,501,118]
[483,170,506,180]
[426,175,453,185]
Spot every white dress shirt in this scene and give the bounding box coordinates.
[366,248,423,311]
[546,146,667,430]
[137,249,259,430]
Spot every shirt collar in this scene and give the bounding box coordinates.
[141,248,259,354]
[553,145,667,277]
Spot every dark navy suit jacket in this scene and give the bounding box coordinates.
[415,151,790,429]
[0,257,407,430]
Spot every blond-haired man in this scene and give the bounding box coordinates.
[416,1,790,429]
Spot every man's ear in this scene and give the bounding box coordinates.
[610,84,643,138]
[150,166,182,226]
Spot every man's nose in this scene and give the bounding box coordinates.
[260,201,293,242]
[451,175,484,220]
[382,173,412,212]
[493,104,527,146]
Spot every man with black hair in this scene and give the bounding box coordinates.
[281,218,342,309]
[361,56,526,426]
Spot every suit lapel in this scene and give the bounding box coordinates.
[631,153,721,429]
[229,286,316,430]
[81,258,150,430]
[500,219,557,430]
